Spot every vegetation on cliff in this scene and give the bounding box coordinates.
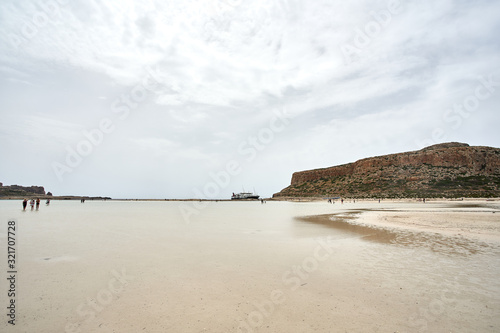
[274,143,500,198]
[0,183,47,197]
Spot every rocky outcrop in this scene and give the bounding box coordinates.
[0,183,46,197]
[274,143,500,198]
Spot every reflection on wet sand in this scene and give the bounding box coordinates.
[296,212,395,243]
[297,211,500,256]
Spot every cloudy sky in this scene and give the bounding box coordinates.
[0,0,499,199]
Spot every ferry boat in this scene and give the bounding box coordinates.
[231,192,260,200]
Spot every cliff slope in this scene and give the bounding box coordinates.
[273,143,500,198]
[0,182,46,197]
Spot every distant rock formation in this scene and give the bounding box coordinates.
[0,183,46,197]
[273,143,500,198]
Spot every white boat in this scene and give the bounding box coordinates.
[231,192,260,200]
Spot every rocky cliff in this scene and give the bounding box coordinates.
[273,143,500,198]
[0,183,46,197]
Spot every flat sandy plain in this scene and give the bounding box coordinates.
[1,199,499,332]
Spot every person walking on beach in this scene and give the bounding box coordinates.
[22,198,28,210]
[46,199,50,205]
[36,198,40,210]
[30,199,35,210]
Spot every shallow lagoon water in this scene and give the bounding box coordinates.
[0,200,499,332]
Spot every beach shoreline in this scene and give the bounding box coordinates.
[2,196,500,202]
[299,201,500,243]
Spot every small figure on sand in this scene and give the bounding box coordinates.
[423,198,426,203]
[30,199,35,210]
[36,198,40,210]
[23,198,28,210]
[46,199,50,205]
[341,198,344,204]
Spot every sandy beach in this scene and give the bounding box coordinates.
[354,208,500,242]
[1,199,499,332]
[302,200,500,242]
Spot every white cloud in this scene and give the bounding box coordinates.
[0,0,499,198]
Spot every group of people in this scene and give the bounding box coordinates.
[22,198,50,211]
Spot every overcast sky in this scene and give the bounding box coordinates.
[1,0,499,199]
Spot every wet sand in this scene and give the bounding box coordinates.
[1,200,499,332]
[332,201,500,243]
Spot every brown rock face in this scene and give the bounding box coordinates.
[0,183,46,197]
[274,143,500,198]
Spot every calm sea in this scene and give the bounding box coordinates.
[0,200,499,332]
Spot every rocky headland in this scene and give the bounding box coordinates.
[0,182,111,200]
[273,142,500,198]
[0,182,47,197]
